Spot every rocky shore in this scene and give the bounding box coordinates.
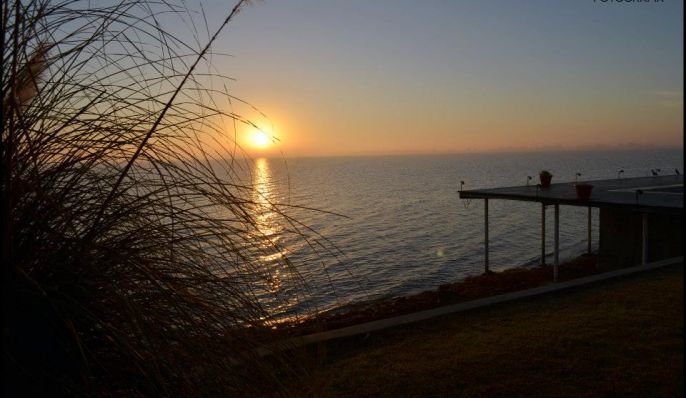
[278,254,599,336]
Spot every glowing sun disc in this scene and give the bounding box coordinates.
[250,130,270,148]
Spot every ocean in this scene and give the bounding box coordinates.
[245,148,683,316]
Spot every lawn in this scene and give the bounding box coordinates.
[290,265,683,397]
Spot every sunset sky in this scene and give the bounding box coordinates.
[201,0,683,157]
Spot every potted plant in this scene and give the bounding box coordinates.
[575,183,594,201]
[539,170,553,188]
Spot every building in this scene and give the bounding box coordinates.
[459,174,683,279]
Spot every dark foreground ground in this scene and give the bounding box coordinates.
[288,264,683,397]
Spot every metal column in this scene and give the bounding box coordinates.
[554,204,559,282]
[484,199,489,273]
[541,204,546,266]
[641,213,648,265]
[587,207,592,254]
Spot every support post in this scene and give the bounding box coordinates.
[484,199,489,273]
[554,204,559,282]
[541,204,546,266]
[641,213,648,265]
[587,207,592,254]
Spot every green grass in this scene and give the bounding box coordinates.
[291,265,683,397]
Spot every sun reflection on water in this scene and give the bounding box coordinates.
[252,158,286,295]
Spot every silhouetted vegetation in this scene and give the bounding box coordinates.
[2,1,321,395]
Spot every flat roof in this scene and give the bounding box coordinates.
[459,175,683,214]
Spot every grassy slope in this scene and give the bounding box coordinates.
[294,265,683,398]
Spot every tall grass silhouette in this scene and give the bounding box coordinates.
[2,0,324,395]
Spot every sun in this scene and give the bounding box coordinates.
[249,129,271,148]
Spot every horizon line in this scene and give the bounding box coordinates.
[245,144,684,160]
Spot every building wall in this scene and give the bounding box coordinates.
[599,208,683,268]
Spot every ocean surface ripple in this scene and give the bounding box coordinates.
[245,149,682,315]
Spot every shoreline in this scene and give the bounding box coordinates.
[276,254,600,336]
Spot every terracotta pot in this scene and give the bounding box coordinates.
[539,174,552,188]
[575,183,593,201]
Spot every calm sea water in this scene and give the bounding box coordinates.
[245,148,683,315]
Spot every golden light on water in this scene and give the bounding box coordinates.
[253,158,276,237]
[251,158,309,325]
[252,158,285,293]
